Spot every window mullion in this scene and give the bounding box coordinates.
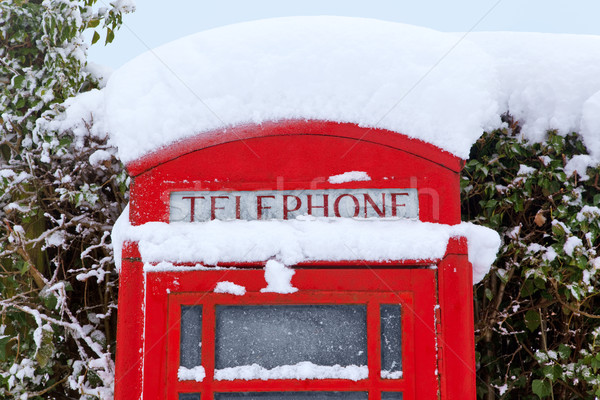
[201,300,216,400]
[367,300,382,400]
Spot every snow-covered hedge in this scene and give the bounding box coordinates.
[0,1,132,399]
[464,117,600,399]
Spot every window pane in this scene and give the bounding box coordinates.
[380,304,402,378]
[179,394,200,400]
[215,305,367,369]
[381,393,403,400]
[215,392,368,400]
[180,305,203,368]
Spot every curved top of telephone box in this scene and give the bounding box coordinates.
[108,17,502,283]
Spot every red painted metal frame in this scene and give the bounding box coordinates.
[115,121,477,400]
[127,121,463,226]
[438,237,476,399]
[145,268,436,400]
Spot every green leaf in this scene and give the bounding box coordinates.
[88,18,100,28]
[542,364,562,380]
[532,379,552,398]
[525,309,541,332]
[12,74,25,88]
[105,27,114,45]
[15,97,26,109]
[0,335,11,361]
[592,355,600,371]
[91,30,100,45]
[533,277,546,290]
[521,280,535,297]
[41,293,57,310]
[16,260,30,275]
[35,328,54,368]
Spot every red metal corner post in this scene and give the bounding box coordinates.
[114,241,145,400]
[438,237,476,400]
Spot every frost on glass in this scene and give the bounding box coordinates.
[380,304,402,378]
[179,393,200,400]
[381,392,403,400]
[215,392,368,400]
[215,305,367,369]
[180,305,202,368]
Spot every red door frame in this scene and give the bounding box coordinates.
[148,267,435,400]
[115,240,476,400]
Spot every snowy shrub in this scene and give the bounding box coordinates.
[464,115,600,399]
[0,1,132,398]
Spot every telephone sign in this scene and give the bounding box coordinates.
[170,189,419,222]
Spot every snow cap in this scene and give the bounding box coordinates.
[52,18,600,168]
[104,16,500,163]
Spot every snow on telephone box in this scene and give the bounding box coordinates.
[110,17,502,400]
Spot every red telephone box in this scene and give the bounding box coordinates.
[114,120,477,400]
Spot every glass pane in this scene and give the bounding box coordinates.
[215,392,368,400]
[180,305,203,368]
[215,305,367,369]
[179,394,200,400]
[381,393,403,400]
[380,304,402,378]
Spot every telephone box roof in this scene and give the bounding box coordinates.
[102,16,501,164]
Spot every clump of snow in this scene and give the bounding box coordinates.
[214,281,246,295]
[381,370,403,379]
[178,365,205,382]
[44,231,66,248]
[260,260,297,294]
[39,89,107,147]
[543,247,558,263]
[89,149,113,168]
[450,222,502,283]
[110,203,129,271]
[110,0,136,13]
[576,205,600,222]
[563,236,583,257]
[328,171,371,184]
[516,164,536,176]
[112,208,500,283]
[494,383,509,396]
[85,62,113,89]
[214,362,367,381]
[564,155,594,181]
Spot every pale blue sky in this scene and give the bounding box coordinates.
[88,0,600,69]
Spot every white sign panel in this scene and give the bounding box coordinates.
[170,189,418,222]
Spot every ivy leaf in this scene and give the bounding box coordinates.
[525,309,541,332]
[532,379,552,398]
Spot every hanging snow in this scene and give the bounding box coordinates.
[261,260,298,294]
